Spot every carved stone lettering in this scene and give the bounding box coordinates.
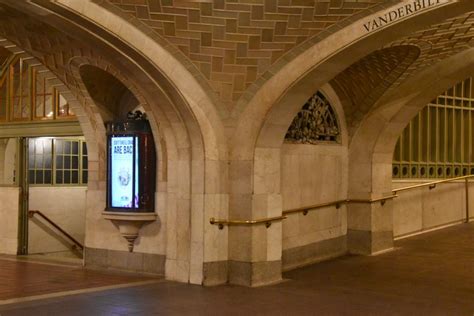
[363,0,443,33]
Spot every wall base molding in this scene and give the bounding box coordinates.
[84,247,165,276]
[282,235,347,272]
[229,260,282,287]
[348,230,393,255]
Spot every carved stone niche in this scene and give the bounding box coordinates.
[102,211,157,252]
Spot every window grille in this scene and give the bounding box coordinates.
[393,78,474,179]
[285,91,340,144]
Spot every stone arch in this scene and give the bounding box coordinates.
[67,56,170,182]
[356,47,474,195]
[346,47,474,255]
[19,1,231,283]
[0,1,228,285]
[65,56,192,280]
[330,44,421,136]
[0,38,103,189]
[280,83,349,271]
[233,1,474,161]
[226,1,474,285]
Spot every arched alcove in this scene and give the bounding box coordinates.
[79,65,139,120]
[281,85,348,271]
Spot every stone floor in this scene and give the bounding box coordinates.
[0,258,154,301]
[1,223,474,315]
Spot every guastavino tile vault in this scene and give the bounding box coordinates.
[0,0,474,305]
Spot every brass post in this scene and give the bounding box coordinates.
[465,178,470,223]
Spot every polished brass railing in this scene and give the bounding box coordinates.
[282,196,398,217]
[209,215,287,230]
[209,175,474,229]
[392,174,474,222]
[209,196,396,229]
[392,175,474,193]
[28,210,84,250]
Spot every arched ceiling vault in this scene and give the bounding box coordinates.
[331,10,474,138]
[3,1,474,149]
[331,45,420,136]
[0,2,200,146]
[94,0,398,114]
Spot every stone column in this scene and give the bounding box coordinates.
[347,157,394,255]
[347,200,394,254]
[228,148,283,286]
[0,139,7,184]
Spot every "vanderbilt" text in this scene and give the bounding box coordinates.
[363,0,444,32]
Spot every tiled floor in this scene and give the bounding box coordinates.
[0,258,154,301]
[1,223,474,315]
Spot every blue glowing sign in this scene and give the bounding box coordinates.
[110,136,139,208]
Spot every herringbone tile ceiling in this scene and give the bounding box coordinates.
[109,0,387,109]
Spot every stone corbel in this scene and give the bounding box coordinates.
[102,211,157,252]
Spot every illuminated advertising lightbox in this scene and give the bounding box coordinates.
[110,136,139,208]
[106,113,156,213]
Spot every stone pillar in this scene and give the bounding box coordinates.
[347,199,394,254]
[228,148,283,286]
[201,159,230,286]
[0,139,7,183]
[347,158,394,255]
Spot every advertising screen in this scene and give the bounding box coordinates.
[110,136,139,208]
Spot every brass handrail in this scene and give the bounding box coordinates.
[209,174,474,230]
[283,195,398,217]
[392,175,474,223]
[28,210,84,250]
[283,199,347,216]
[210,215,287,230]
[392,174,474,194]
[209,195,398,229]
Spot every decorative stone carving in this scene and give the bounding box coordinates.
[102,211,157,252]
[285,91,340,144]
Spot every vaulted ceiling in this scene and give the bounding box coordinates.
[330,10,474,134]
[106,0,393,110]
[1,0,474,136]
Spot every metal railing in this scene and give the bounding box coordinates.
[28,210,84,250]
[209,196,397,230]
[393,174,474,222]
[209,215,287,230]
[209,174,474,229]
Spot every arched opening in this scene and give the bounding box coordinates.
[392,76,474,238]
[0,51,88,262]
[281,87,348,271]
[79,65,139,120]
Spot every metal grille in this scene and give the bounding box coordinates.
[285,91,340,144]
[393,77,474,179]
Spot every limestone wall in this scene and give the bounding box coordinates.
[83,187,168,276]
[0,187,19,255]
[393,181,473,237]
[281,143,348,270]
[28,187,86,254]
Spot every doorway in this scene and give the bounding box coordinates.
[25,136,87,263]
